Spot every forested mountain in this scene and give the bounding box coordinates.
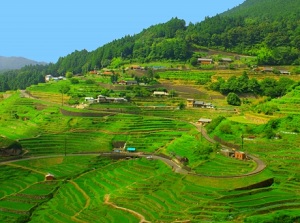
[55,0,299,74]
[0,56,46,71]
[222,0,299,19]
[0,0,299,91]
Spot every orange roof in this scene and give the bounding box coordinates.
[103,71,113,75]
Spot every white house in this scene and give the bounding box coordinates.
[153,91,169,96]
[84,97,95,103]
[45,75,53,82]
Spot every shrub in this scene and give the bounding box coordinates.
[206,116,226,133]
[85,79,96,84]
[178,102,185,110]
[70,78,79,84]
[227,92,241,106]
[219,124,233,134]
[65,71,73,78]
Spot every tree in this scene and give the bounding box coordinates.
[248,78,261,94]
[70,78,79,84]
[169,89,177,98]
[147,68,154,81]
[227,92,241,106]
[178,102,186,110]
[276,77,295,96]
[190,57,198,67]
[59,84,70,106]
[260,78,278,98]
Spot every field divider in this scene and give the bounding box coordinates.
[69,180,90,223]
[4,163,47,176]
[104,194,151,223]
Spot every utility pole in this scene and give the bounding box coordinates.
[64,136,67,156]
[241,134,244,151]
[200,124,202,141]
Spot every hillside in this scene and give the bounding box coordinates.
[0,68,300,222]
[0,0,300,92]
[53,0,300,74]
[0,56,46,71]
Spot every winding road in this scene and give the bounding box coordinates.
[0,119,266,178]
[191,122,266,177]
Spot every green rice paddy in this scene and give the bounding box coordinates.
[1,76,300,222]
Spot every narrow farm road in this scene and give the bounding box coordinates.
[70,180,91,223]
[5,163,47,175]
[104,194,151,223]
[20,90,36,99]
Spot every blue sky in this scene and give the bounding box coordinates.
[1,0,245,63]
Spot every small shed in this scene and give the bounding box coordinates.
[126,80,138,85]
[279,70,290,75]
[45,173,55,181]
[220,149,234,157]
[194,101,205,107]
[261,67,273,73]
[198,118,212,125]
[198,58,213,65]
[127,147,136,152]
[112,141,126,150]
[235,151,246,160]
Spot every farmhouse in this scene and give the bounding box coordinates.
[45,173,55,181]
[186,99,214,109]
[194,101,205,107]
[198,58,213,65]
[153,91,169,96]
[198,118,212,125]
[45,75,65,82]
[117,80,126,85]
[279,70,291,75]
[96,95,127,103]
[45,74,53,82]
[261,67,273,73]
[126,80,138,85]
[84,97,95,103]
[186,99,195,108]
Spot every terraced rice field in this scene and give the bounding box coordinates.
[19,112,193,155]
[272,86,300,115]
[193,154,256,176]
[1,80,300,222]
[2,155,296,223]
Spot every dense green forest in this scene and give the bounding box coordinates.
[0,0,299,91]
[210,72,297,98]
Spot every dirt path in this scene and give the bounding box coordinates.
[104,194,151,223]
[70,180,91,223]
[20,90,37,99]
[5,163,47,175]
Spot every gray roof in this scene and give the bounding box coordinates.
[198,118,212,123]
[194,101,205,105]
